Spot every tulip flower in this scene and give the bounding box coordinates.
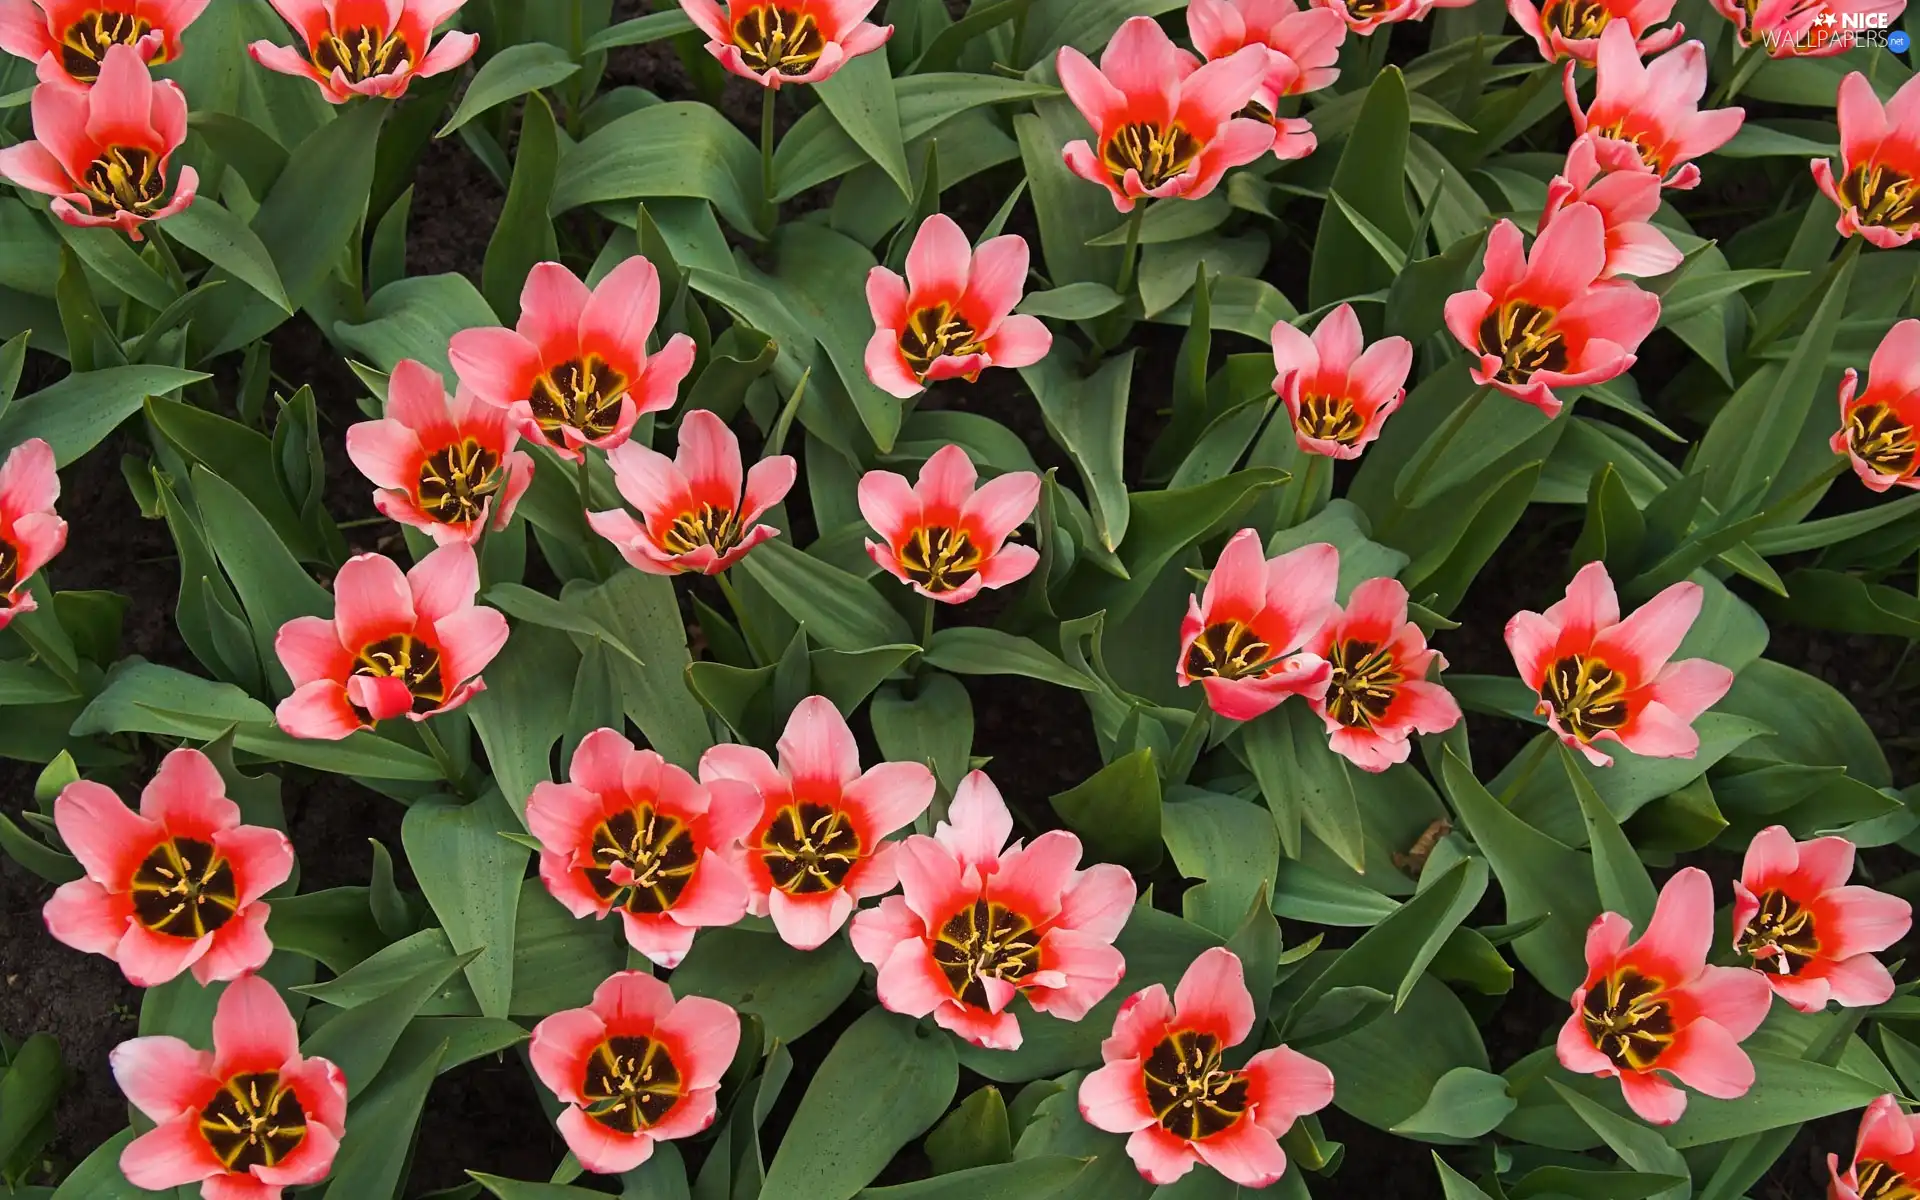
[1188,0,1345,159]
[528,729,756,968]
[587,410,796,576]
[1177,529,1337,723]
[1733,826,1911,1012]
[859,444,1041,605]
[1813,73,1920,250]
[699,695,935,950]
[449,258,697,462]
[1305,577,1461,772]
[1307,0,1425,34]
[1080,948,1334,1187]
[0,437,67,632]
[1832,319,1920,491]
[863,215,1052,399]
[42,749,293,988]
[346,359,534,547]
[1544,134,1684,279]
[1058,16,1276,212]
[1712,0,1904,56]
[849,771,1135,1050]
[273,543,508,740]
[249,0,478,104]
[1444,204,1660,417]
[1567,24,1744,190]
[1506,560,1734,767]
[0,43,195,238]
[0,0,207,83]
[1509,0,1680,63]
[1830,1095,1920,1200]
[113,974,347,1199]
[679,0,890,87]
[1269,303,1411,459]
[1556,868,1773,1125]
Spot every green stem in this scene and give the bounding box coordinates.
[144,224,188,299]
[576,452,594,515]
[716,572,769,665]
[1290,453,1328,528]
[1115,205,1146,299]
[760,86,779,221]
[920,594,936,650]
[1393,383,1493,511]
[417,721,463,791]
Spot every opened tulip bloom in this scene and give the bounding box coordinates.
[588,409,796,575]
[860,444,1040,605]
[1557,867,1772,1125]
[1445,204,1660,417]
[1544,134,1684,279]
[1178,529,1337,723]
[1713,0,1904,56]
[0,42,194,238]
[1830,1095,1920,1200]
[113,974,347,1200]
[680,0,889,87]
[530,971,739,1173]
[1305,577,1460,772]
[43,749,292,988]
[1058,16,1276,211]
[449,258,697,461]
[1733,825,1911,1012]
[1270,303,1411,458]
[0,0,207,82]
[1080,948,1334,1187]
[1832,319,1920,490]
[1188,0,1345,159]
[850,771,1135,1050]
[1506,560,1734,766]
[1510,0,1680,63]
[0,437,66,632]
[1567,24,1744,190]
[1814,73,1920,250]
[346,359,534,546]
[864,215,1052,399]
[274,543,508,740]
[249,0,478,103]
[1307,0,1425,35]
[528,729,755,968]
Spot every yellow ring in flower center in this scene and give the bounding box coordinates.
[1143,1029,1250,1141]
[1736,888,1821,976]
[531,355,629,446]
[1847,402,1920,477]
[81,146,167,216]
[932,899,1039,1008]
[130,837,239,938]
[1325,639,1403,729]
[583,1035,683,1132]
[730,5,826,75]
[199,1071,307,1171]
[417,438,503,526]
[312,24,411,82]
[587,805,699,915]
[760,801,863,895]
[1100,121,1201,191]
[1580,967,1674,1071]
[1478,300,1569,386]
[1539,654,1629,743]
[60,10,155,81]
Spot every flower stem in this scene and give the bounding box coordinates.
[716,571,769,665]
[576,452,594,515]
[920,594,936,651]
[1290,453,1328,528]
[1115,205,1146,299]
[760,86,779,224]
[417,720,463,791]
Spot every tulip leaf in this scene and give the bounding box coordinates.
[1390,1067,1516,1141]
[814,50,913,198]
[1016,282,1124,320]
[402,792,526,1019]
[870,672,974,795]
[320,1036,446,1200]
[302,945,481,1098]
[162,197,292,312]
[0,365,207,466]
[923,1085,1015,1175]
[1049,747,1163,870]
[482,91,562,325]
[334,272,500,384]
[740,538,916,651]
[553,102,764,237]
[440,42,580,137]
[857,1157,1091,1199]
[1244,700,1366,872]
[49,1128,166,1200]
[1563,744,1658,930]
[671,926,864,1049]
[923,627,1097,690]
[1309,67,1413,310]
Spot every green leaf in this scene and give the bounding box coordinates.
[1564,744,1658,930]
[0,366,207,465]
[1309,67,1412,309]
[577,571,712,770]
[267,888,388,974]
[1291,856,1486,1021]
[0,328,27,419]
[508,878,629,1017]
[1434,1156,1497,1200]
[671,926,863,1048]
[912,0,1029,71]
[1390,1067,1515,1140]
[1656,267,1805,326]
[1016,282,1123,320]
[56,222,175,313]
[871,673,974,794]
[441,42,581,136]
[192,466,332,694]
[0,1032,64,1170]
[1021,352,1132,551]
[320,1037,446,1200]
[1013,103,1120,289]
[334,272,500,382]
[923,627,1095,691]
[1547,1082,1690,1200]
[1244,701,1365,871]
[484,583,641,665]
[162,198,292,311]
[1312,973,1489,1130]
[471,1175,605,1198]
[584,9,697,51]
[923,1085,1015,1175]
[1049,748,1163,870]
[857,1158,1090,1200]
[303,945,481,1098]
[1751,489,1920,555]
[814,50,912,198]
[483,91,562,325]
[1163,790,1283,936]
[553,103,764,238]
[50,1128,168,1199]
[739,538,916,650]
[0,811,81,884]
[1718,657,1888,786]
[402,794,526,1019]
[1663,1049,1887,1147]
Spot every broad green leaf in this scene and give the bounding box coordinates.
[1244,701,1365,871]
[1016,282,1123,320]
[1718,658,1889,786]
[334,272,499,382]
[441,42,580,136]
[1309,68,1413,309]
[1049,747,1163,870]
[814,50,912,197]
[162,198,292,311]
[578,571,712,770]
[0,1032,63,1171]
[1663,1049,1886,1147]
[924,1085,1015,1175]
[1390,1067,1515,1141]
[1162,789,1282,936]
[0,366,206,465]
[1313,974,1489,1131]
[1290,856,1485,1020]
[583,9,697,51]
[671,926,863,1048]
[1548,1082,1690,1200]
[483,91,562,325]
[739,538,916,650]
[192,466,332,695]
[871,672,974,794]
[857,1157,1090,1199]
[1013,103,1120,289]
[402,794,526,1019]
[1435,1156,1497,1200]
[1564,744,1658,930]
[472,1174,605,1198]
[1011,1080,1152,1200]
[1021,352,1132,551]
[269,888,389,975]
[464,623,576,819]
[552,103,764,237]
[320,1037,446,1200]
[49,1129,168,1199]
[303,946,481,1098]
[923,627,1095,690]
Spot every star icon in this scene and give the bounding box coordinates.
[1814,10,1836,24]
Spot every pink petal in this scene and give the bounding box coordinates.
[591,968,679,1032]
[518,261,593,361]
[1173,946,1255,1046]
[275,615,351,688]
[777,695,862,786]
[1026,928,1126,1021]
[865,330,925,397]
[557,1106,656,1175]
[768,887,856,951]
[1794,834,1859,892]
[85,44,159,148]
[1740,824,1800,889]
[1126,1125,1201,1185]
[581,256,663,369]
[214,825,295,907]
[1809,953,1897,1009]
[875,937,955,1018]
[1661,1017,1755,1099]
[1823,886,1913,958]
[1592,579,1702,681]
[213,973,300,1076]
[981,313,1052,370]
[119,1115,223,1190]
[0,437,57,514]
[1614,701,1701,759]
[654,994,740,1090]
[1645,658,1733,723]
[962,233,1030,324]
[1079,1060,1155,1133]
[1056,45,1125,131]
[990,829,1083,923]
[841,761,936,837]
[449,326,540,409]
[1616,1069,1688,1124]
[1309,302,1364,374]
[1556,1006,1614,1075]
[675,408,745,504]
[407,542,480,626]
[915,443,978,519]
[43,879,131,956]
[332,553,415,650]
[1521,201,1607,309]
[935,770,1013,871]
[740,455,796,524]
[858,467,920,544]
[1259,541,1338,647]
[664,850,752,928]
[1101,17,1182,128]
[1177,42,1272,131]
[1202,527,1270,625]
[1191,1116,1290,1188]
[275,681,363,740]
[1635,866,1714,978]
[866,264,909,327]
[190,901,276,984]
[961,470,1041,545]
[415,28,478,77]
[54,780,157,886]
[1866,318,1920,399]
[529,1006,608,1107]
[345,419,423,492]
[1056,862,1136,943]
[1545,560,1621,646]
[904,213,972,302]
[1676,963,1773,1041]
[897,837,970,929]
[110,1035,216,1121]
[140,747,237,833]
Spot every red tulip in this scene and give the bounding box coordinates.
[1505,560,1734,766]
[1544,134,1684,279]
[1567,24,1744,190]
[345,359,534,547]
[1813,73,1920,250]
[273,543,508,740]
[1713,0,1904,56]
[0,437,66,632]
[679,0,890,88]
[1270,303,1411,458]
[1305,577,1461,772]
[1830,1095,1920,1200]
[1080,948,1334,1187]
[1177,529,1338,723]
[1443,204,1660,417]
[1734,826,1911,1012]
[0,42,194,238]
[1556,868,1773,1125]
[588,409,796,576]
[849,771,1135,1050]
[113,974,347,1199]
[0,0,207,83]
[1509,0,1679,63]
[1831,319,1920,491]
[1188,0,1345,159]
[527,729,756,969]
[249,0,477,104]
[863,215,1052,399]
[449,258,696,462]
[530,972,739,1174]
[859,444,1041,605]
[1058,16,1275,212]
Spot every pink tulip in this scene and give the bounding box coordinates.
[1306,577,1461,772]
[1734,826,1911,1012]
[0,438,67,632]
[679,0,890,87]
[1505,560,1735,766]
[0,0,207,83]
[863,215,1052,399]
[588,410,796,576]
[249,0,478,104]
[849,771,1135,1050]
[1307,0,1433,35]
[1058,16,1275,212]
[1713,0,1904,56]
[1080,948,1334,1187]
[0,43,195,238]
[1832,319,1920,491]
[1830,1095,1920,1200]
[1177,529,1338,723]
[1509,0,1680,63]
[1188,0,1345,159]
[699,695,935,950]
[1557,868,1773,1125]
[1567,24,1745,190]
[1544,134,1684,279]
[273,543,508,740]
[1269,303,1411,458]
[1814,73,1920,250]
[859,444,1041,605]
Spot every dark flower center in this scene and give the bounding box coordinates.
[1477,301,1569,386]
[130,837,238,938]
[932,899,1039,1008]
[353,633,446,715]
[312,24,410,82]
[1539,654,1629,743]
[1847,402,1919,477]
[585,805,699,915]
[661,502,744,556]
[61,10,154,81]
[1343,0,1394,15]
[199,1071,307,1172]
[1144,1030,1250,1141]
[1185,620,1271,681]
[0,539,17,591]
[900,303,985,378]
[530,356,629,446]
[1736,888,1821,976]
[1295,392,1365,445]
[1856,1159,1920,1200]
[1325,639,1402,729]
[81,146,168,216]
[1590,119,1666,173]
[417,438,502,526]
[1580,967,1674,1071]
[1839,162,1920,231]
[1237,98,1277,124]
[731,5,825,75]
[760,801,862,895]
[899,525,983,594]
[1542,0,1613,38]
[1101,121,1200,191]
[583,1035,682,1133]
